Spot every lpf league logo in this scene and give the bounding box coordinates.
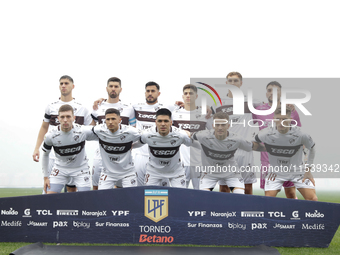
[144,189,168,223]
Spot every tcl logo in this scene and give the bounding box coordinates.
[268,212,286,218]
[36,210,53,215]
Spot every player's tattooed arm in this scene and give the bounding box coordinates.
[252,141,266,152]
[93,98,106,110]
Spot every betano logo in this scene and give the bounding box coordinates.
[144,190,168,223]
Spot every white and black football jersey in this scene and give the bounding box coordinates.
[255,126,315,172]
[42,125,97,172]
[43,99,92,130]
[140,126,191,172]
[132,102,178,156]
[213,95,261,140]
[193,129,253,172]
[172,107,212,166]
[92,124,142,177]
[91,100,136,126]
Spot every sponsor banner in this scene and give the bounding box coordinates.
[0,187,339,247]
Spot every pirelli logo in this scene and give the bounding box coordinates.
[241,211,264,217]
[144,190,168,223]
[56,210,79,216]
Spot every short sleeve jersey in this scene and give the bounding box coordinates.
[193,130,253,172]
[252,103,302,162]
[42,125,96,171]
[140,126,191,172]
[91,101,136,126]
[43,99,92,131]
[214,95,262,141]
[255,126,315,172]
[92,124,142,177]
[132,102,178,156]
[172,107,212,166]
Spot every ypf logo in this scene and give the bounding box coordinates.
[144,189,168,223]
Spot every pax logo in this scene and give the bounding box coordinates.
[251,223,267,230]
[53,221,68,228]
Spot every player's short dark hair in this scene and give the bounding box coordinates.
[183,84,197,93]
[105,108,120,117]
[266,81,282,89]
[107,77,121,86]
[213,111,229,121]
[58,104,74,115]
[274,107,291,116]
[156,108,172,119]
[226,72,242,81]
[59,75,74,83]
[145,81,160,91]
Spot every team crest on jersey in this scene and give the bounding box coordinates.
[154,106,161,111]
[74,135,80,142]
[120,135,126,141]
[289,138,296,144]
[153,141,157,145]
[170,140,176,146]
[144,190,168,223]
[195,114,202,119]
[118,107,123,112]
[227,143,233,149]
